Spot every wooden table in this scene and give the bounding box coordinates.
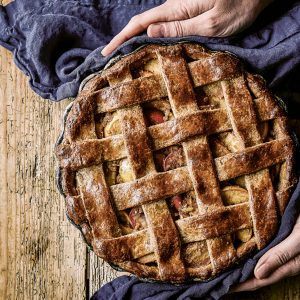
[0,29,299,300]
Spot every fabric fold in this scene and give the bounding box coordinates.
[0,0,300,101]
[0,5,13,49]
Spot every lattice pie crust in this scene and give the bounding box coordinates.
[55,43,296,283]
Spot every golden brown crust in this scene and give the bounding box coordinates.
[55,43,297,283]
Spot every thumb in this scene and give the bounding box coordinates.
[147,12,219,38]
[254,232,300,279]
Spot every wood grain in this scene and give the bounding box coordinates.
[89,251,118,296]
[0,9,299,298]
[0,47,88,299]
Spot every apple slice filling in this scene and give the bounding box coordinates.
[101,95,275,246]
[168,192,198,220]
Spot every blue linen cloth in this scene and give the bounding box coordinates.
[0,0,300,106]
[0,1,299,299]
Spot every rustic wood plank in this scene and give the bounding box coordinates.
[89,250,118,296]
[0,47,87,299]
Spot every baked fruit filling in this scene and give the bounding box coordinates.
[132,58,161,78]
[101,100,175,185]
[142,98,174,125]
[105,144,188,235]
[99,57,282,264]
[103,118,281,250]
[100,61,282,243]
[168,192,198,220]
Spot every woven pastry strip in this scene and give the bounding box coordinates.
[117,68,186,281]
[92,203,251,260]
[157,45,238,273]
[56,43,296,282]
[93,51,240,113]
[222,76,278,247]
[56,98,285,168]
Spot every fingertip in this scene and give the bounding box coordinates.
[101,45,110,57]
[254,263,271,280]
[229,279,256,293]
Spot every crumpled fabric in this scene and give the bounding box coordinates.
[0,1,299,299]
[0,0,299,105]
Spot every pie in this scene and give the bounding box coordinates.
[55,43,297,283]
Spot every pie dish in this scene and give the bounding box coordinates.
[55,43,297,283]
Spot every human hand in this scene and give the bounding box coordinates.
[231,214,300,292]
[101,0,273,56]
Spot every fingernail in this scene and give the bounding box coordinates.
[148,24,165,37]
[101,46,109,56]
